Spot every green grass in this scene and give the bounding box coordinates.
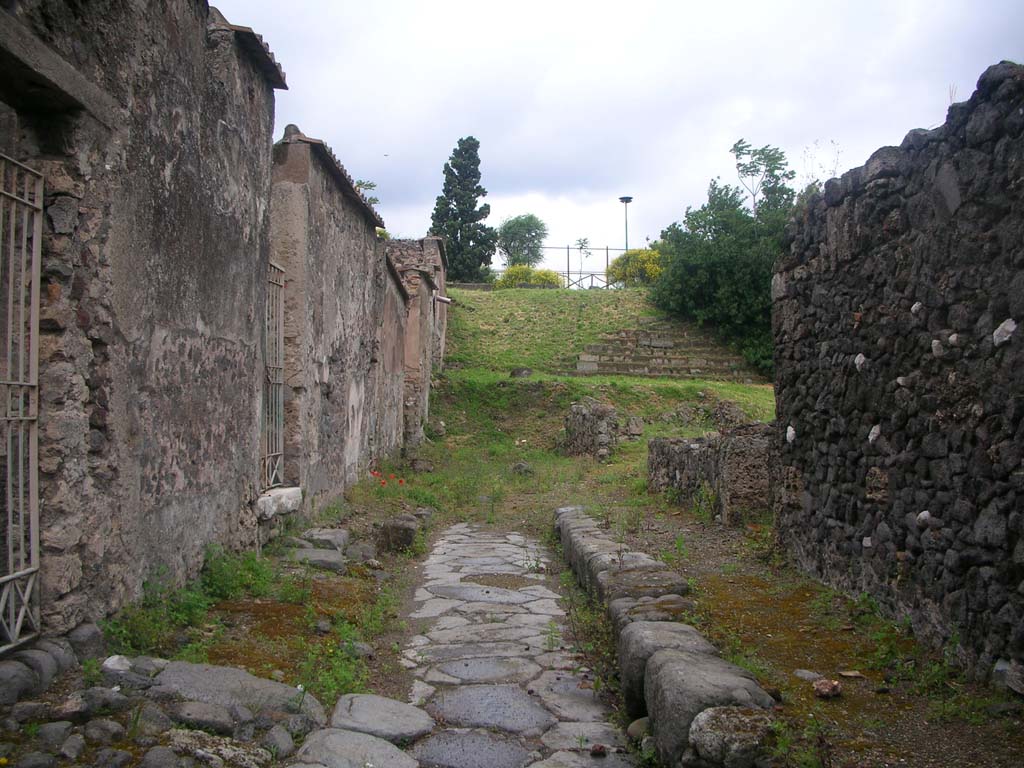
[446,287,661,372]
[442,367,775,423]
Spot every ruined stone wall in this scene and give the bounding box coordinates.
[387,238,448,445]
[773,62,1024,675]
[399,270,433,446]
[270,129,406,514]
[1,0,281,631]
[648,424,774,525]
[563,397,618,461]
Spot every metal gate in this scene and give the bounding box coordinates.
[261,261,284,489]
[0,153,42,653]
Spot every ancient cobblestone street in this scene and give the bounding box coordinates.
[402,524,634,768]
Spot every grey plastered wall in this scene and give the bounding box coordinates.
[1,0,281,632]
[270,132,406,514]
[773,62,1024,675]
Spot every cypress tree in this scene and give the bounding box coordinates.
[429,136,497,281]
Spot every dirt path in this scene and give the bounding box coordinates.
[399,523,634,767]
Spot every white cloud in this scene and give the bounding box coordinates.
[216,0,1024,258]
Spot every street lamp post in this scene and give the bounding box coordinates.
[619,196,633,252]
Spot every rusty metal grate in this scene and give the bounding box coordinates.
[0,153,42,653]
[262,261,284,489]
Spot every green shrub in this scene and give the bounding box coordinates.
[494,265,564,289]
[606,248,663,286]
[102,571,212,655]
[201,547,274,600]
[650,183,779,376]
[531,269,564,288]
[103,548,276,656]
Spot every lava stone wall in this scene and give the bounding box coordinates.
[773,62,1024,675]
[1,0,282,632]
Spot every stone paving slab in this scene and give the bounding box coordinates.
[540,722,626,750]
[413,729,533,768]
[433,656,543,683]
[531,671,608,722]
[328,693,434,743]
[400,524,635,767]
[529,750,636,768]
[428,683,557,735]
[295,728,417,768]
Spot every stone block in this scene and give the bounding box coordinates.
[301,528,350,551]
[644,649,774,766]
[289,548,347,573]
[681,706,774,768]
[11,649,58,692]
[170,700,235,735]
[256,487,303,521]
[595,567,691,603]
[382,514,421,552]
[618,621,718,717]
[608,594,698,633]
[154,661,326,725]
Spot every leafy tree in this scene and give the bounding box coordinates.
[650,141,796,374]
[497,214,548,267]
[429,137,497,281]
[730,139,796,213]
[607,248,663,287]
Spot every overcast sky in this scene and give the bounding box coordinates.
[216,0,1022,273]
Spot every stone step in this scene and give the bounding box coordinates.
[582,344,726,357]
[579,351,745,365]
[581,360,749,374]
[550,367,757,382]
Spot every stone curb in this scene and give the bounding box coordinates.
[1,632,92,706]
[554,506,775,767]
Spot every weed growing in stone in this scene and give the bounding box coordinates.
[562,582,620,705]
[661,533,689,566]
[81,657,102,687]
[296,633,367,703]
[201,546,275,600]
[276,572,313,604]
[545,620,561,651]
[691,481,717,522]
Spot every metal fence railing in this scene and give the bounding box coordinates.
[0,152,42,653]
[261,261,285,490]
